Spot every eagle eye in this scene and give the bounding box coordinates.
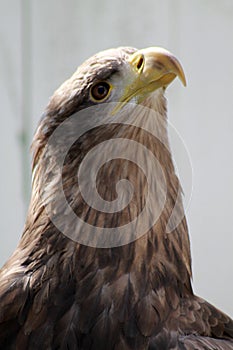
[90,81,112,102]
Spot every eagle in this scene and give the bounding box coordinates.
[0,46,232,350]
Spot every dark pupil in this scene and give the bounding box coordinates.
[97,85,106,96]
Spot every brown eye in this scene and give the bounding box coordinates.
[90,82,111,101]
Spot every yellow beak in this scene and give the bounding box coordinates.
[112,47,186,114]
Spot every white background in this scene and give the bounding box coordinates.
[0,1,232,317]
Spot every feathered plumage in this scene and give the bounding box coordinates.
[0,47,232,349]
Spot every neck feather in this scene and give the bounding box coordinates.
[20,90,192,298]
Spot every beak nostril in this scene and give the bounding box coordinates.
[136,55,144,71]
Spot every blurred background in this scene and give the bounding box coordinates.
[0,0,232,316]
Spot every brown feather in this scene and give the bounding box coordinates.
[0,47,232,349]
